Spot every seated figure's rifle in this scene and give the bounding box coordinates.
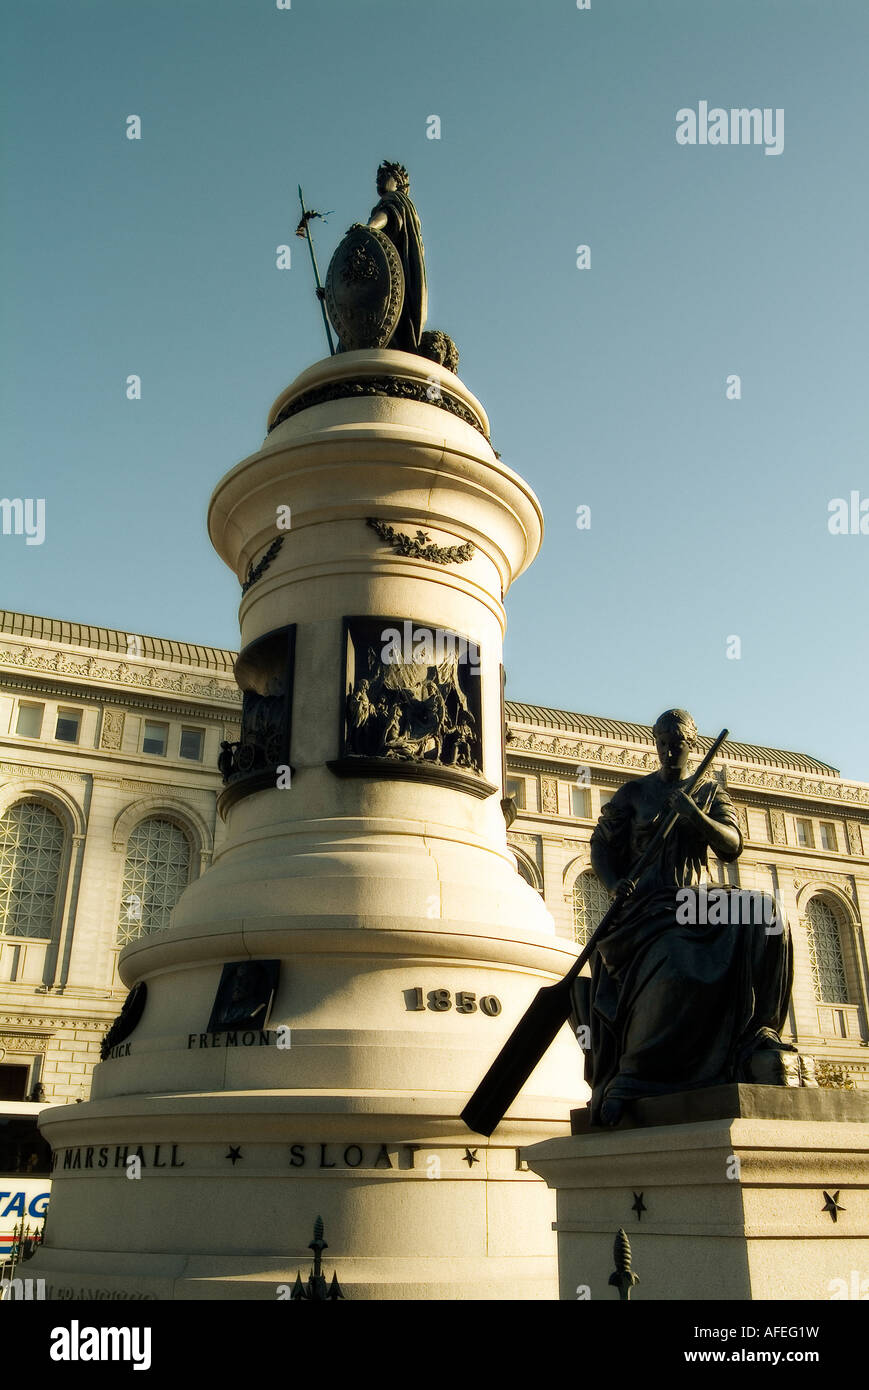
[461,728,729,1137]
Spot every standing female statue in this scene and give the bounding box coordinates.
[573,709,795,1125]
[366,161,427,352]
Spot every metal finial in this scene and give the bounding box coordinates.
[608,1227,640,1301]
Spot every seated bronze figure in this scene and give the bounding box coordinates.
[572,709,795,1126]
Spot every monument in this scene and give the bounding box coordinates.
[498,711,869,1299]
[32,164,579,1300]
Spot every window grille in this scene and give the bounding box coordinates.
[804,896,849,1004]
[117,818,190,944]
[0,802,64,939]
[572,870,609,946]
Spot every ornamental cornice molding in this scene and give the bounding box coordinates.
[0,762,86,784]
[507,733,869,807]
[114,779,214,797]
[508,732,658,771]
[0,1015,62,1030]
[0,645,241,706]
[724,764,869,807]
[1,673,239,720]
[792,869,857,906]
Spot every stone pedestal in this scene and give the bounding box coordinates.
[33,350,581,1300]
[524,1086,869,1300]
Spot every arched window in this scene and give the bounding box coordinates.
[516,858,534,887]
[117,818,191,945]
[0,801,65,939]
[572,870,609,947]
[804,895,849,1004]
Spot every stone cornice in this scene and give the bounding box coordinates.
[0,677,240,721]
[0,643,241,708]
[0,760,220,793]
[0,761,87,784]
[506,733,868,811]
[724,763,868,807]
[0,1014,105,1030]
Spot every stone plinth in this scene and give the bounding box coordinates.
[523,1086,869,1301]
[33,351,582,1300]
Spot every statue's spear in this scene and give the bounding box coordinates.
[295,187,335,356]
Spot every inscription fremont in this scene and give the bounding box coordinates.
[188,1030,274,1049]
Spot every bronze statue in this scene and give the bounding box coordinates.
[323,163,462,367]
[572,709,795,1125]
[365,161,427,352]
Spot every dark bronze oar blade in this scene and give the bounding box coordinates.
[460,977,572,1136]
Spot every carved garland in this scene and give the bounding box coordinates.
[242,536,284,594]
[267,375,488,439]
[367,519,474,565]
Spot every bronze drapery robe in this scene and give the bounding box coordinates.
[571,776,794,1123]
[369,188,427,351]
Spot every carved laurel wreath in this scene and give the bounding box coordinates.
[367,518,475,565]
[242,536,284,593]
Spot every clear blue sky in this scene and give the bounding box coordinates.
[2,0,867,778]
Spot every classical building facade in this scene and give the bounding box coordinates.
[1,610,867,1102]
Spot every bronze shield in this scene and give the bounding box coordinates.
[325,225,405,350]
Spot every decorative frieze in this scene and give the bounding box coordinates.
[725,764,869,806]
[0,1033,50,1053]
[846,821,864,856]
[540,778,558,813]
[0,1015,103,1031]
[509,732,658,772]
[0,645,240,704]
[507,732,869,809]
[117,781,211,796]
[0,763,85,785]
[507,832,540,851]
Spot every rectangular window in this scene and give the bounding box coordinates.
[16,702,44,738]
[505,777,525,809]
[819,822,838,852]
[599,790,614,812]
[142,721,169,756]
[55,708,81,743]
[795,818,814,848]
[570,786,591,819]
[179,727,204,761]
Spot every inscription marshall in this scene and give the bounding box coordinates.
[49,1141,529,1172]
[51,1145,184,1172]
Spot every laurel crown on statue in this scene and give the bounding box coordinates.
[377,161,409,191]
